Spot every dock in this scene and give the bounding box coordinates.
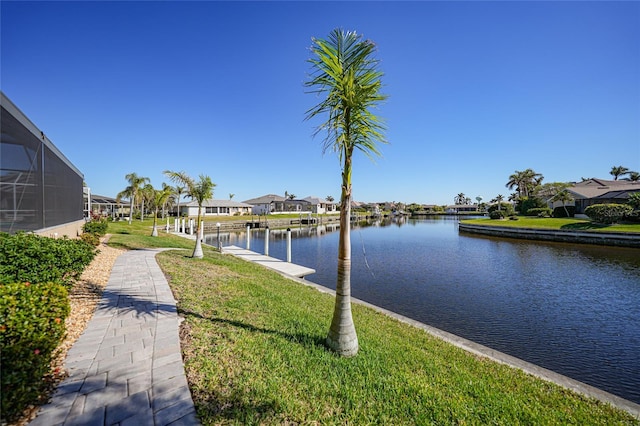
[222,245,316,278]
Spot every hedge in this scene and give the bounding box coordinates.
[584,204,634,225]
[0,232,97,288]
[0,281,70,422]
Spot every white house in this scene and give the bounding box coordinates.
[178,199,252,217]
[303,196,337,214]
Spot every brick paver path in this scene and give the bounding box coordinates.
[30,249,199,426]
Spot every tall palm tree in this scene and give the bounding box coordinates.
[305,28,387,357]
[506,169,543,198]
[454,193,466,205]
[164,170,216,258]
[173,185,185,218]
[610,165,629,180]
[626,171,640,182]
[118,172,148,224]
[141,183,155,221]
[494,194,505,211]
[150,185,174,237]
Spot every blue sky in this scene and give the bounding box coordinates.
[2,1,639,206]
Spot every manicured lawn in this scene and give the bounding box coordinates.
[108,220,639,424]
[462,217,640,233]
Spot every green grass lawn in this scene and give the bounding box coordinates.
[462,217,640,233]
[107,221,639,424]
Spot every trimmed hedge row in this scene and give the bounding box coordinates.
[0,281,70,422]
[0,232,97,422]
[0,232,97,288]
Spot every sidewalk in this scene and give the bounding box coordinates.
[30,248,199,426]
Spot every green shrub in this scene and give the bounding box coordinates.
[82,220,107,236]
[0,281,70,423]
[552,205,575,218]
[584,203,634,224]
[0,233,97,288]
[80,232,101,247]
[525,207,552,217]
[517,196,547,215]
[488,202,515,217]
[489,210,505,219]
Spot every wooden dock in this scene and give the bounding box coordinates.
[222,245,316,278]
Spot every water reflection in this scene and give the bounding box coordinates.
[204,217,640,404]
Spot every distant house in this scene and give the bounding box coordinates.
[84,189,127,219]
[445,205,478,213]
[302,196,337,214]
[568,178,640,214]
[178,199,252,217]
[242,194,286,215]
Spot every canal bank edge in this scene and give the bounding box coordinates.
[458,222,640,248]
[270,273,640,419]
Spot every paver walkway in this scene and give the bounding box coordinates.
[30,248,199,426]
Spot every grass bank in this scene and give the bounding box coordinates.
[106,221,638,424]
[462,217,640,233]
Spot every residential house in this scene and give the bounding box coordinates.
[1,92,84,237]
[303,196,337,214]
[567,178,640,214]
[445,205,478,213]
[242,194,286,215]
[178,199,253,217]
[84,188,127,219]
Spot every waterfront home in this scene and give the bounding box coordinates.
[567,178,640,214]
[243,194,286,215]
[302,196,337,214]
[178,199,252,217]
[445,204,478,213]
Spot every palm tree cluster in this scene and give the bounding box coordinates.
[610,165,639,181]
[506,169,544,199]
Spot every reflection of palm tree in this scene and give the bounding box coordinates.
[164,170,216,258]
[305,28,387,357]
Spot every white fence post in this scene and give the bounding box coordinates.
[286,228,291,263]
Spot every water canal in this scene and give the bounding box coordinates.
[204,216,640,404]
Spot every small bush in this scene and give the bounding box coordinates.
[80,232,101,247]
[489,210,505,220]
[0,233,97,288]
[525,208,552,217]
[0,281,70,423]
[584,203,634,224]
[487,202,515,217]
[83,220,107,236]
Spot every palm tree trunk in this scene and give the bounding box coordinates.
[129,199,133,224]
[192,206,204,258]
[151,208,158,236]
[326,159,358,357]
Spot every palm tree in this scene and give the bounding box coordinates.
[506,169,543,198]
[326,195,334,202]
[141,183,155,221]
[551,189,574,217]
[627,171,640,182]
[494,194,505,211]
[164,170,216,258]
[454,193,466,205]
[305,28,387,357]
[118,172,148,224]
[150,185,174,236]
[173,185,185,218]
[610,165,630,180]
[161,183,175,218]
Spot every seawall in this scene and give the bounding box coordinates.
[458,222,640,248]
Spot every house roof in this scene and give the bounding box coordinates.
[90,194,122,205]
[568,178,640,199]
[242,194,285,204]
[183,199,253,208]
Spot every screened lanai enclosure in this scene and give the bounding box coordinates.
[1,92,84,235]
